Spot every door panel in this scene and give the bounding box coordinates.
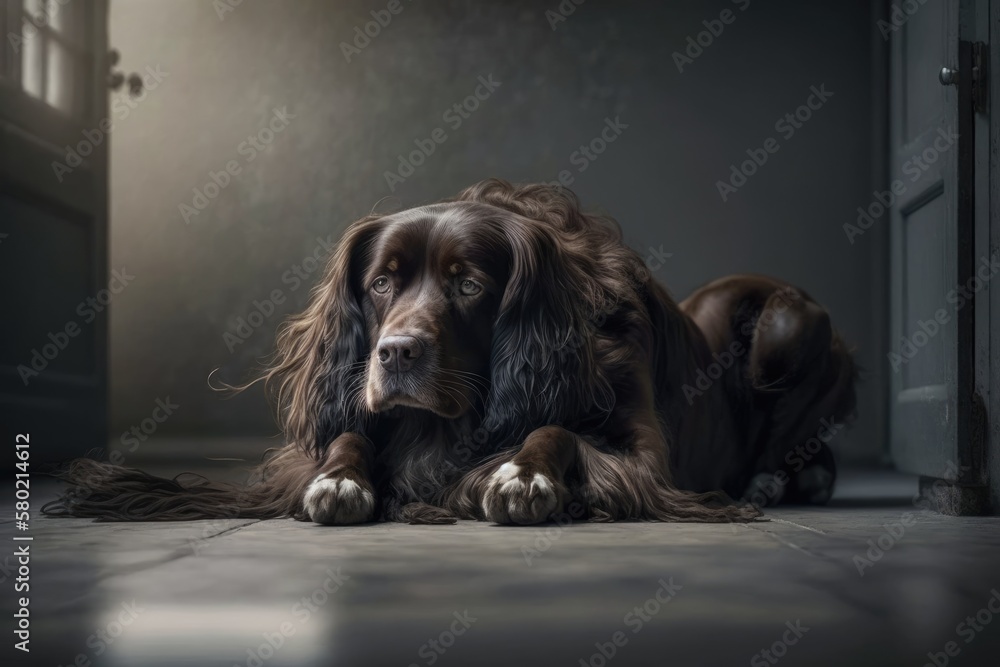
[902,189,950,390]
[903,3,947,139]
[0,195,97,377]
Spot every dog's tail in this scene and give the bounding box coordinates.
[42,446,318,521]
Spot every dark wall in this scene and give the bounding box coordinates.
[108,0,886,462]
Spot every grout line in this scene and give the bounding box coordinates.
[768,517,828,534]
[742,523,822,559]
[202,519,262,541]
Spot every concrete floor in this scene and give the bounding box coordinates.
[4,469,1000,667]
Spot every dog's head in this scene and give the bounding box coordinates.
[360,203,508,417]
[267,180,617,454]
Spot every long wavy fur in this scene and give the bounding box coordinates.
[43,179,827,524]
[43,217,388,521]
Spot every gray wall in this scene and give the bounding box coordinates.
[108,0,886,462]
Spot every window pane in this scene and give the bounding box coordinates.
[46,38,74,113]
[20,19,43,100]
[22,0,44,19]
[0,5,6,79]
[49,0,85,48]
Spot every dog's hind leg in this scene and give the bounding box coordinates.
[742,288,857,507]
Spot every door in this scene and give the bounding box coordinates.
[889,0,988,496]
[0,0,109,467]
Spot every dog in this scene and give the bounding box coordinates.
[45,179,856,525]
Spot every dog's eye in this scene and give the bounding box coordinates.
[459,278,482,296]
[372,276,391,294]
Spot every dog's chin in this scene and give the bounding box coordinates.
[367,388,468,419]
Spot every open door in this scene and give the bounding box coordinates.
[888,0,989,511]
[0,0,109,466]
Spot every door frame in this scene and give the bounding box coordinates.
[916,0,992,513]
[988,0,1000,510]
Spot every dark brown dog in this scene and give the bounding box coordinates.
[46,179,855,525]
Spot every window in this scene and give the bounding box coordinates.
[10,0,88,116]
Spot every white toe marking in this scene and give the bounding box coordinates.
[498,479,527,497]
[492,464,528,497]
[303,477,339,517]
[494,462,521,483]
[529,473,553,496]
[338,478,363,498]
[304,476,374,524]
[483,465,559,523]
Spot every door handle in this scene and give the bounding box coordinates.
[940,43,988,113]
[106,48,145,97]
[939,67,959,86]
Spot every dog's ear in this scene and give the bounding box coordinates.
[483,216,614,447]
[268,217,383,456]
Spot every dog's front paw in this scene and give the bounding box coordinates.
[483,462,562,525]
[303,472,375,525]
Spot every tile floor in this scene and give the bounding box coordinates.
[4,468,999,666]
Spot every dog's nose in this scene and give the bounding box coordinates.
[377,335,424,373]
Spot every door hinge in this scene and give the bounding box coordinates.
[972,41,988,114]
